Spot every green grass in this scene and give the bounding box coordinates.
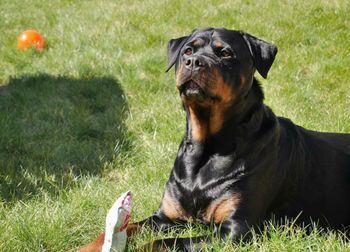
[0,0,349,251]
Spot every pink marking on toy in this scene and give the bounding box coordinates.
[101,191,133,252]
[118,214,130,232]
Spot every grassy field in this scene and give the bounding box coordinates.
[0,0,349,251]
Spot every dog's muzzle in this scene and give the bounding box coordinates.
[178,80,205,100]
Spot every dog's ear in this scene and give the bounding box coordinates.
[166,36,189,72]
[240,32,278,78]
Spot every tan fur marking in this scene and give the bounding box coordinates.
[162,190,189,220]
[188,105,208,142]
[208,69,235,134]
[176,65,185,89]
[204,192,241,224]
[193,39,200,46]
[209,105,224,135]
[211,69,235,104]
[213,41,224,49]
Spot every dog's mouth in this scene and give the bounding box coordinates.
[178,80,206,101]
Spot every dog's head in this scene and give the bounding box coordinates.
[166,28,277,107]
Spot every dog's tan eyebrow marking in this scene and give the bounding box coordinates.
[192,38,206,47]
[192,39,201,46]
[213,41,224,49]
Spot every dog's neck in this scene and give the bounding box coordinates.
[184,78,269,152]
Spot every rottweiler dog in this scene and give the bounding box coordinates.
[81,28,350,251]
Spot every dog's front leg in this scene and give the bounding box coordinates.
[140,219,252,251]
[129,211,186,234]
[217,218,252,242]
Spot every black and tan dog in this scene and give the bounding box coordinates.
[82,28,350,251]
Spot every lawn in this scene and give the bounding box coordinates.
[0,0,349,251]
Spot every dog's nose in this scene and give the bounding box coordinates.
[184,56,205,71]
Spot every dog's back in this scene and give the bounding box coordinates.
[272,117,350,228]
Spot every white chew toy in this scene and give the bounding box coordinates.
[101,191,132,252]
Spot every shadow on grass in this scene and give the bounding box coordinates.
[0,74,130,202]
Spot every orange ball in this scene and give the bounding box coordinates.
[17,30,45,50]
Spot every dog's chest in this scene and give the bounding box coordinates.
[171,151,246,223]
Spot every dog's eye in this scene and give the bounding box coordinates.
[220,49,234,59]
[184,47,193,56]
